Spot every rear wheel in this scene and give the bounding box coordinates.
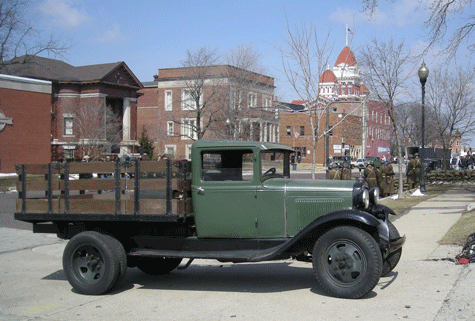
[63,231,120,295]
[136,257,182,275]
[381,221,402,276]
[312,226,382,299]
[108,236,127,286]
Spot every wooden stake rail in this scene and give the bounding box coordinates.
[15,159,192,217]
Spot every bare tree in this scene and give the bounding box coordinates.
[0,0,69,66]
[426,66,475,167]
[223,43,274,140]
[65,101,122,160]
[359,37,413,198]
[178,47,224,140]
[276,21,333,179]
[361,0,475,57]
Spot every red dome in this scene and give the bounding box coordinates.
[335,46,357,67]
[319,69,338,83]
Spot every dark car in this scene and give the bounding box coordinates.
[330,155,353,168]
[424,159,441,173]
[364,156,381,167]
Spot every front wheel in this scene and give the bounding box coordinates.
[63,231,120,295]
[382,221,402,276]
[312,226,382,299]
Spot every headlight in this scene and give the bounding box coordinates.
[369,187,379,205]
[354,189,369,209]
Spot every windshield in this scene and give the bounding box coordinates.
[261,151,288,180]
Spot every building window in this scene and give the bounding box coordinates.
[64,148,74,160]
[64,116,74,135]
[300,126,305,136]
[164,145,176,158]
[185,144,193,160]
[165,90,172,111]
[248,93,257,108]
[167,121,174,136]
[286,126,291,137]
[181,118,198,140]
[263,96,271,110]
[182,90,195,110]
[230,90,242,110]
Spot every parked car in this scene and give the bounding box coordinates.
[424,159,441,173]
[364,156,381,168]
[352,158,365,169]
[330,155,353,168]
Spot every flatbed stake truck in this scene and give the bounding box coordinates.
[15,139,405,299]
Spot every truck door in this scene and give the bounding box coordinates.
[193,150,259,238]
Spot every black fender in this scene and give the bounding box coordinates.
[368,203,395,220]
[251,209,389,262]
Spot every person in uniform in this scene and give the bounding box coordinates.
[364,162,378,189]
[328,163,341,180]
[380,161,395,197]
[406,154,416,189]
[414,153,422,187]
[341,162,352,180]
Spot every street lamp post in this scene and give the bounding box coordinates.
[418,61,429,195]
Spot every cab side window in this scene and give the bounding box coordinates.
[201,150,253,181]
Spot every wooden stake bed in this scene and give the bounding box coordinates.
[14,159,192,223]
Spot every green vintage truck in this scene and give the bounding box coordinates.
[15,139,405,299]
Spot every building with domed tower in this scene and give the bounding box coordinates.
[279,43,392,165]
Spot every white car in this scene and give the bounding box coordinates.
[352,158,365,169]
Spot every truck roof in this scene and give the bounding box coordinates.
[192,139,295,152]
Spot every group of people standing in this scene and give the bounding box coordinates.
[328,159,396,197]
[363,160,396,197]
[405,153,423,189]
[451,151,475,170]
[328,162,352,180]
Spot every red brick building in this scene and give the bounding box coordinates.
[0,74,52,173]
[278,100,363,164]
[138,65,277,159]
[278,46,392,163]
[1,56,143,163]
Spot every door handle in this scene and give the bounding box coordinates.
[197,187,205,195]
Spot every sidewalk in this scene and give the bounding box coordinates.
[392,184,475,320]
[0,185,474,320]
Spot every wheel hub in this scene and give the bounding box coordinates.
[327,242,365,284]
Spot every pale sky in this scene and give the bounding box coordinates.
[26,0,475,144]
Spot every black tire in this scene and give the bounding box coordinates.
[136,257,182,275]
[381,221,402,276]
[312,226,382,299]
[63,231,120,295]
[108,236,127,286]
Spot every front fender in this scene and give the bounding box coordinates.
[295,209,389,244]
[252,209,389,262]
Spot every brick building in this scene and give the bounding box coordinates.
[0,74,52,173]
[1,56,143,163]
[278,46,392,163]
[137,65,277,159]
[278,100,363,164]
